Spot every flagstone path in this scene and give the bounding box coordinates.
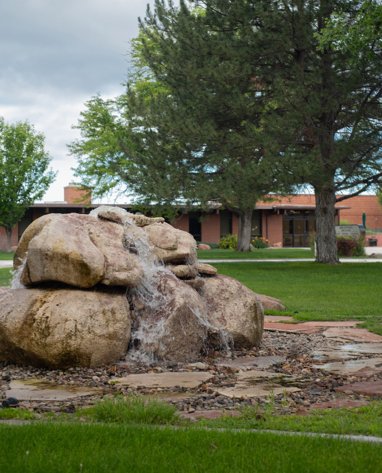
[1,315,382,419]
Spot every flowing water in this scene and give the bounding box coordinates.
[11,257,26,289]
[121,216,231,362]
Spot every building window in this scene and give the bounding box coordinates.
[220,210,232,237]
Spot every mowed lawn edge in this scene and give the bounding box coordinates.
[215,262,382,333]
[0,423,381,473]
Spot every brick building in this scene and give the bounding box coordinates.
[1,186,381,251]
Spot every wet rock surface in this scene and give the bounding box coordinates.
[1,324,382,418]
[1,207,264,367]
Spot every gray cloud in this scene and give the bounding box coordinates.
[0,0,155,201]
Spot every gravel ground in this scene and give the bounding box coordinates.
[0,330,380,416]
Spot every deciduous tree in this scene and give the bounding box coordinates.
[0,118,55,250]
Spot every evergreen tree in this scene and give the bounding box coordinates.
[72,0,382,260]
[72,1,290,251]
[251,0,382,262]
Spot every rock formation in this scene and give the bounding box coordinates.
[0,206,265,368]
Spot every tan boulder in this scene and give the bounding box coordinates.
[130,273,209,362]
[197,243,211,250]
[90,205,130,224]
[197,263,218,276]
[169,264,199,279]
[255,294,286,311]
[143,222,197,263]
[0,288,131,368]
[90,206,165,227]
[201,275,263,348]
[14,214,57,269]
[87,218,143,287]
[15,213,143,288]
[183,278,205,291]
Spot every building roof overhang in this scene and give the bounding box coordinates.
[256,204,350,211]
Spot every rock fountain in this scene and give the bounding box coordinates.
[0,207,264,368]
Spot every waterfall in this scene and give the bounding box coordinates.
[11,258,26,289]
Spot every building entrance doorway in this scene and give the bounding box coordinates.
[283,211,315,247]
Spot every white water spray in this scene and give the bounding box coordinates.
[11,258,26,289]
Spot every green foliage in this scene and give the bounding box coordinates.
[251,237,269,249]
[71,0,382,259]
[317,0,382,60]
[77,395,179,425]
[71,1,294,251]
[0,118,55,249]
[218,234,238,250]
[250,0,382,262]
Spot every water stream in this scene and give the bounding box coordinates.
[11,257,26,289]
[121,216,231,362]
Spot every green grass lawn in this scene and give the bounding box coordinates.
[197,248,314,259]
[4,396,382,439]
[0,267,12,286]
[215,262,382,333]
[0,423,380,473]
[202,401,382,438]
[0,251,14,260]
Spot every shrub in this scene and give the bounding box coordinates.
[251,237,269,249]
[336,237,365,257]
[353,237,366,257]
[219,234,238,249]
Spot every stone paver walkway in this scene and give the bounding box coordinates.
[264,315,382,400]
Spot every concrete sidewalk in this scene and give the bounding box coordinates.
[202,246,382,263]
[0,260,12,268]
[203,258,382,263]
[1,247,381,268]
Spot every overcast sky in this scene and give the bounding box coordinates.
[0,0,155,202]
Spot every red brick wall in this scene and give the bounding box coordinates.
[64,185,91,205]
[201,213,220,243]
[340,195,382,230]
[171,214,189,232]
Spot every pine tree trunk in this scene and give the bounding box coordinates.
[237,209,253,252]
[314,186,339,264]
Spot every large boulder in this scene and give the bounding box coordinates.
[143,222,197,264]
[201,275,264,348]
[0,287,131,368]
[14,213,143,288]
[90,206,164,227]
[130,272,209,362]
[255,293,286,311]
